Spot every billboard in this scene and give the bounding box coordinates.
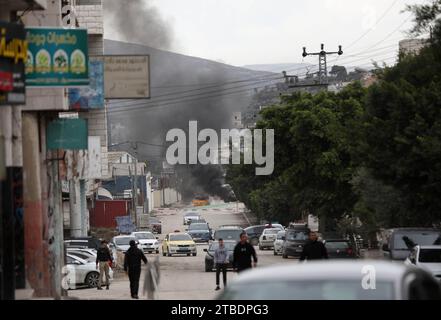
[99,55,150,99]
[68,59,104,109]
[46,118,88,150]
[25,27,89,87]
[0,21,27,105]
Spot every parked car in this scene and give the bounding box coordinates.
[183,211,201,225]
[405,245,441,281]
[162,232,197,257]
[217,260,441,300]
[273,231,286,256]
[324,239,358,259]
[65,254,113,289]
[64,237,100,250]
[282,226,310,259]
[148,217,162,234]
[382,228,441,260]
[66,248,97,263]
[204,240,236,272]
[245,225,266,246]
[213,226,245,242]
[186,222,212,242]
[259,228,281,250]
[130,231,159,254]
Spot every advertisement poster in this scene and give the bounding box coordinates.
[0,21,27,105]
[69,59,104,109]
[25,27,89,87]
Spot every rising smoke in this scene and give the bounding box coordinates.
[104,0,174,50]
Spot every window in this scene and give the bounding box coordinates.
[418,249,441,263]
[134,233,155,240]
[325,242,350,250]
[170,234,192,241]
[393,232,441,250]
[286,230,308,241]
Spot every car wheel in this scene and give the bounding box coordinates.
[167,248,172,257]
[187,253,191,256]
[273,250,277,256]
[192,253,197,257]
[156,250,159,254]
[162,250,166,257]
[250,238,259,246]
[85,272,100,288]
[282,254,288,259]
[259,245,263,250]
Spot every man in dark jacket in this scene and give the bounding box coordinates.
[233,232,258,272]
[96,240,113,290]
[300,231,328,261]
[124,240,147,299]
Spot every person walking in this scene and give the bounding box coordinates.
[96,240,113,290]
[124,240,147,299]
[299,231,328,261]
[233,232,257,273]
[214,238,229,291]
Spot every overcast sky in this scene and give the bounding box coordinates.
[105,0,429,67]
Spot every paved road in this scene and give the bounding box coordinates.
[70,203,294,300]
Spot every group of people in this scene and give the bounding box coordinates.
[94,239,148,299]
[213,230,328,291]
[93,229,327,298]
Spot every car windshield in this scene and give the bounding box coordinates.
[189,223,209,231]
[419,249,441,263]
[170,234,192,241]
[115,237,134,245]
[214,230,242,241]
[326,241,349,249]
[286,230,308,241]
[393,232,441,250]
[221,280,395,300]
[277,232,286,240]
[185,212,199,217]
[209,242,236,251]
[264,229,280,235]
[134,233,155,240]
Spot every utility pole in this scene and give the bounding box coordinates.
[302,44,343,85]
[133,142,138,228]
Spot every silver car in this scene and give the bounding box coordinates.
[217,260,441,300]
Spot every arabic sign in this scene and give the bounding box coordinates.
[25,27,89,87]
[0,21,27,105]
[68,59,104,110]
[47,118,88,150]
[99,55,150,99]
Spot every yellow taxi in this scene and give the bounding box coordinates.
[162,232,197,257]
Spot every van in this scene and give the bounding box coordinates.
[382,228,441,260]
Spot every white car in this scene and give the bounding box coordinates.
[273,230,286,255]
[111,235,137,252]
[259,228,281,250]
[217,260,441,300]
[405,245,441,281]
[131,231,160,254]
[183,211,201,225]
[65,254,113,289]
[67,248,97,263]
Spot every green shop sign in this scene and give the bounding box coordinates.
[25,28,89,87]
[46,118,88,150]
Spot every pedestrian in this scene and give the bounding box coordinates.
[299,231,328,261]
[233,232,257,273]
[96,240,113,290]
[214,238,229,291]
[124,240,147,299]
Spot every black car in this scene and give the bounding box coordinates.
[324,239,358,259]
[187,222,212,242]
[204,240,236,272]
[282,226,310,258]
[245,225,266,246]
